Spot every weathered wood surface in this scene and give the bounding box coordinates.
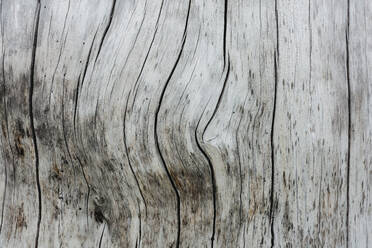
[0,0,371,247]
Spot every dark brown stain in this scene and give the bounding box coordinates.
[14,136,24,157]
[15,203,27,231]
[1,121,7,138]
[50,163,62,181]
[13,120,26,157]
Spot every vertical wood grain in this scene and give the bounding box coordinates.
[273,0,349,246]
[348,0,372,247]
[0,1,40,247]
[0,0,371,247]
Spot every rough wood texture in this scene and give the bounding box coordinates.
[0,0,371,247]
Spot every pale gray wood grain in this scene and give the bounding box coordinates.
[0,1,40,247]
[349,0,372,247]
[273,0,349,246]
[0,0,371,247]
[32,1,115,247]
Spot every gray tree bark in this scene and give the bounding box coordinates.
[0,0,371,247]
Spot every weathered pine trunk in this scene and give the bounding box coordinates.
[0,0,371,247]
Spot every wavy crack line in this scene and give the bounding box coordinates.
[154,1,192,247]
[95,0,117,63]
[223,0,228,67]
[270,46,279,248]
[30,1,42,247]
[346,0,351,246]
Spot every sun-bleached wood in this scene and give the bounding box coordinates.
[0,0,371,247]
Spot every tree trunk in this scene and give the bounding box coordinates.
[0,0,371,247]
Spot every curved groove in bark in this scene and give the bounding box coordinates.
[194,105,216,248]
[308,0,312,85]
[136,200,142,247]
[270,51,278,248]
[123,91,148,215]
[110,3,147,98]
[154,34,187,248]
[0,1,4,233]
[198,58,231,247]
[203,57,230,140]
[73,74,81,132]
[95,0,117,63]
[223,0,228,66]
[131,0,164,106]
[30,1,41,247]
[0,147,5,234]
[48,0,70,105]
[154,1,191,246]
[0,130,5,234]
[0,54,8,235]
[98,224,106,248]
[345,0,351,245]
[0,1,359,246]
[74,29,98,121]
[72,29,102,229]
[76,156,90,228]
[62,76,92,228]
[274,0,279,60]
[270,2,279,246]
[235,95,248,241]
[118,4,165,235]
[72,32,99,229]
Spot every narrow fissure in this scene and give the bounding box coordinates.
[0,145,6,234]
[201,58,230,248]
[131,0,164,107]
[73,74,81,131]
[275,0,279,60]
[236,111,246,241]
[236,95,249,243]
[72,33,99,229]
[0,56,8,235]
[153,1,191,247]
[0,0,4,233]
[345,0,351,246]
[30,1,42,247]
[270,1,279,246]
[74,156,90,228]
[98,224,106,248]
[223,0,228,67]
[270,40,279,248]
[137,200,142,248]
[195,110,216,248]
[308,0,312,84]
[154,37,185,248]
[123,93,147,216]
[72,31,100,230]
[0,137,6,235]
[74,30,98,121]
[48,0,70,105]
[95,0,117,63]
[203,58,230,138]
[120,2,167,239]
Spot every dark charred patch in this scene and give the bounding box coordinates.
[94,206,105,223]
[92,192,111,225]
